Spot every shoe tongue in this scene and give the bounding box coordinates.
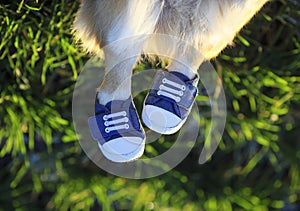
[94,98,128,114]
[170,71,197,82]
[105,97,131,112]
[169,71,199,86]
[95,101,107,114]
[169,71,189,81]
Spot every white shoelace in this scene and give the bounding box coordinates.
[103,111,129,133]
[157,78,186,102]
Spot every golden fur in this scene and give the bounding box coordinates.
[73,0,269,104]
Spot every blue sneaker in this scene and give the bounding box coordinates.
[88,97,145,163]
[142,69,198,134]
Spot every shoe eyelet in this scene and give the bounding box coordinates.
[105,128,110,133]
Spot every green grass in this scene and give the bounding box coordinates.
[0,0,300,210]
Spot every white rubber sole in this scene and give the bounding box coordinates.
[142,105,188,135]
[98,140,145,163]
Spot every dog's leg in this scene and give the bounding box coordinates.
[97,0,163,105]
[74,1,165,162]
[141,0,269,134]
[166,45,204,80]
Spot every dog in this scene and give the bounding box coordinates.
[73,0,269,162]
[74,0,269,104]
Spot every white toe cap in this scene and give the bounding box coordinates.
[142,105,182,134]
[99,137,145,163]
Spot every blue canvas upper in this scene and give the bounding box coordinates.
[145,69,198,119]
[89,97,145,145]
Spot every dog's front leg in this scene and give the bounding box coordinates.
[97,0,163,105]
